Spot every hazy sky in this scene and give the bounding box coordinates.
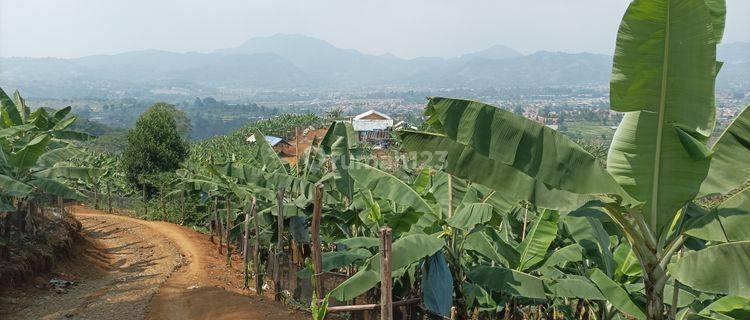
[1,0,748,59]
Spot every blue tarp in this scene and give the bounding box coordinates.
[421,251,453,316]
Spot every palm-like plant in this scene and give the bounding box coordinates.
[0,88,98,257]
[399,1,749,318]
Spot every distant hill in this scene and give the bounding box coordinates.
[0,34,747,98]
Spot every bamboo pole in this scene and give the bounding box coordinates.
[214,197,223,254]
[243,197,255,289]
[311,183,325,299]
[226,195,233,266]
[253,197,262,293]
[274,187,285,301]
[160,186,166,221]
[93,185,99,209]
[107,183,112,214]
[143,184,147,217]
[379,227,393,320]
[180,190,185,225]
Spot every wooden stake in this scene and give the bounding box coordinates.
[379,227,393,320]
[58,196,64,214]
[107,183,112,214]
[93,185,99,209]
[243,197,255,289]
[143,184,147,217]
[180,190,185,225]
[226,195,233,266]
[214,197,223,254]
[252,197,261,293]
[274,188,285,301]
[311,183,325,299]
[160,186,166,221]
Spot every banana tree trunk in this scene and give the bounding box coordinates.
[644,266,667,320]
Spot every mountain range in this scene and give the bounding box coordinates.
[0,34,747,98]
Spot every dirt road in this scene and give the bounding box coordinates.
[2,205,306,320]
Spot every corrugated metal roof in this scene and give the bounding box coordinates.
[353,109,392,121]
[246,134,285,146]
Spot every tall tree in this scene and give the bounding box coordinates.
[122,103,189,185]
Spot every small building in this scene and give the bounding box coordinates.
[352,110,393,144]
[246,134,295,156]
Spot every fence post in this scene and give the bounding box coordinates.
[214,197,223,254]
[93,185,99,209]
[243,197,255,289]
[58,196,64,214]
[274,187,285,301]
[143,184,148,217]
[107,183,112,214]
[160,185,166,221]
[253,197,262,294]
[380,227,393,320]
[226,194,233,266]
[180,190,185,225]
[311,183,325,299]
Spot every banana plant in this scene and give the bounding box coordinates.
[1,88,99,254]
[399,1,737,318]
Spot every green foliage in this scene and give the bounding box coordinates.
[122,103,189,185]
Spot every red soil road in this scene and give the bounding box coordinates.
[2,205,307,320]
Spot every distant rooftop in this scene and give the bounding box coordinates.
[246,134,285,146]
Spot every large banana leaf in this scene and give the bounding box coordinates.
[400,130,595,211]
[11,90,30,123]
[699,105,750,196]
[0,174,33,197]
[685,187,750,242]
[589,268,646,320]
[0,88,23,127]
[330,135,355,200]
[670,241,750,297]
[28,178,86,201]
[607,0,719,231]
[466,265,545,299]
[516,209,559,271]
[321,121,356,154]
[419,97,630,200]
[36,147,85,167]
[545,276,605,300]
[251,129,287,174]
[34,167,101,180]
[10,134,51,169]
[445,203,492,231]
[329,233,444,301]
[464,229,519,269]
[564,208,616,276]
[429,170,472,216]
[348,161,436,217]
[699,295,750,319]
[0,124,36,139]
[50,130,94,141]
[538,244,585,272]
[704,0,726,44]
